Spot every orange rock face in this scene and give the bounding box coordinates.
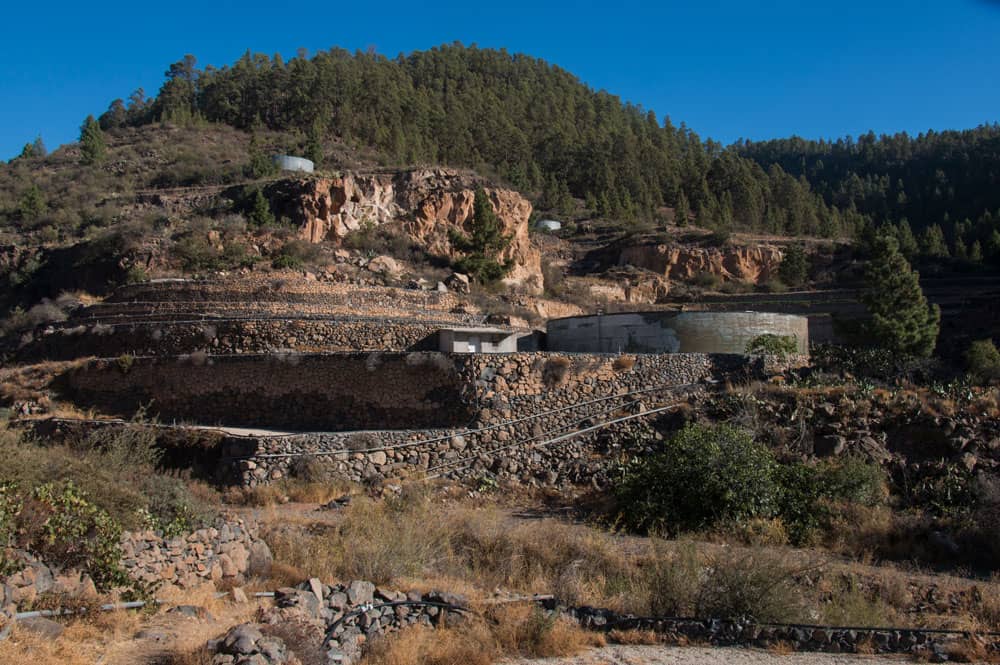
[266,169,542,293]
[618,243,783,284]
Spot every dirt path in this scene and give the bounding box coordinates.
[502,645,907,665]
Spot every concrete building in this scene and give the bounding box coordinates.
[438,327,520,353]
[546,311,809,355]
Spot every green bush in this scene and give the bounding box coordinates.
[0,422,217,537]
[746,333,798,357]
[965,339,1000,384]
[616,424,886,542]
[615,424,780,534]
[271,239,320,270]
[0,481,134,591]
[776,458,886,545]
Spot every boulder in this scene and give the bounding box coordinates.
[248,541,273,578]
[17,617,64,640]
[366,255,401,277]
[444,272,470,294]
[347,580,375,605]
[221,623,264,655]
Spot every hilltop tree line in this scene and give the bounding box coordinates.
[90,44,1000,258]
[738,128,1000,263]
[97,46,855,239]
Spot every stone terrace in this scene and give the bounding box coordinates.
[13,277,518,359]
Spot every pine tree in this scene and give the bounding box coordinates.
[970,240,984,263]
[777,244,809,287]
[895,219,919,258]
[245,133,277,179]
[674,191,690,227]
[920,224,949,258]
[246,189,275,227]
[79,115,106,165]
[954,236,968,260]
[31,135,46,157]
[17,184,45,222]
[305,118,324,167]
[861,236,940,357]
[449,187,513,282]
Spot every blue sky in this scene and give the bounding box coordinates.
[2,0,999,159]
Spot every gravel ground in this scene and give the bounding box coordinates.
[502,645,908,665]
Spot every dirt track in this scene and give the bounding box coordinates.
[503,645,907,665]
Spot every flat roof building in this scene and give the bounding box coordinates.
[438,327,520,353]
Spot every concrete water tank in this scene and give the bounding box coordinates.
[535,219,562,232]
[272,155,315,173]
[546,311,809,355]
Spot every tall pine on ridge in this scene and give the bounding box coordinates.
[860,236,940,357]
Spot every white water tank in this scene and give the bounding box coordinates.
[272,155,315,173]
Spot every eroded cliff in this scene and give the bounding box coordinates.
[265,169,542,292]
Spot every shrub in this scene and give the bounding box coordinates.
[692,271,722,289]
[694,550,801,622]
[116,353,136,374]
[746,333,798,358]
[612,355,635,372]
[615,424,779,534]
[777,458,887,545]
[966,339,1000,384]
[758,279,788,294]
[1,481,134,592]
[136,474,216,537]
[542,357,571,387]
[271,239,321,270]
[778,244,809,287]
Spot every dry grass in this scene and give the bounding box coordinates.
[360,604,601,665]
[766,641,796,656]
[362,623,496,665]
[225,478,354,507]
[0,602,144,665]
[0,359,88,404]
[607,628,662,645]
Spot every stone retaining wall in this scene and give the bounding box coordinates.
[209,580,1000,665]
[0,516,273,610]
[64,353,476,431]
[17,318,448,360]
[58,351,791,486]
[122,516,273,589]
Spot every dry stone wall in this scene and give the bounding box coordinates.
[122,516,272,589]
[217,352,755,486]
[64,353,475,431]
[0,516,272,611]
[60,351,769,486]
[18,317,449,360]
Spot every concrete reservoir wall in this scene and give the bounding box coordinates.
[547,311,809,355]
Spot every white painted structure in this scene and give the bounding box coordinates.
[438,327,519,353]
[535,219,562,232]
[272,155,315,173]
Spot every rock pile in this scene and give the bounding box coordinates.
[211,624,298,665]
[0,517,272,616]
[211,579,468,665]
[122,517,272,589]
[1,549,98,606]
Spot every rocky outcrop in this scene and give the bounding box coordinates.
[264,169,542,292]
[618,242,783,284]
